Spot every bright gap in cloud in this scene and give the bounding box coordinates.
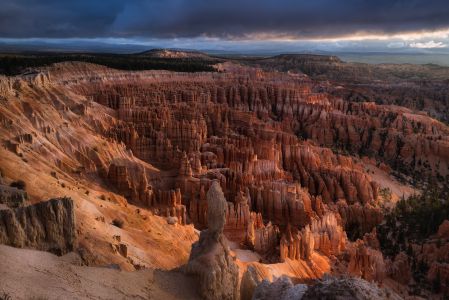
[410,41,447,49]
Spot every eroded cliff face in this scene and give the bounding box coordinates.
[0,62,199,271]
[0,61,447,297]
[67,64,389,242]
[0,197,75,255]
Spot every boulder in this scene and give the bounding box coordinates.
[302,275,401,300]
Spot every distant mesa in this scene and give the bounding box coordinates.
[137,48,214,60]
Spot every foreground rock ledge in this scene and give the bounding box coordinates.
[185,181,239,300]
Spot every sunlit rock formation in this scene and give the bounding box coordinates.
[0,59,448,298]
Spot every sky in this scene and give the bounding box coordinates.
[1,0,449,54]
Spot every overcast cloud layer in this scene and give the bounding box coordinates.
[0,0,449,54]
[0,0,449,39]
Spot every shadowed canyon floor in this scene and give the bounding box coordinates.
[0,52,449,299]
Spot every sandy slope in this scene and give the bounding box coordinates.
[0,143,199,271]
[362,161,417,202]
[0,245,200,300]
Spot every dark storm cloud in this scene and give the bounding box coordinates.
[0,0,125,38]
[1,0,449,39]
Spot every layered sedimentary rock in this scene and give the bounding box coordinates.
[84,72,448,182]
[1,61,447,294]
[52,62,445,273]
[0,197,76,255]
[70,67,395,250]
[185,182,239,300]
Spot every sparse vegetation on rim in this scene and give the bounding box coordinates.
[0,53,218,76]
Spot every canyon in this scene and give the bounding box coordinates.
[0,52,448,299]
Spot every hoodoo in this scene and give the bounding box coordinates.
[0,48,448,299]
[185,181,239,300]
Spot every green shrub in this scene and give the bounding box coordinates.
[378,184,449,258]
